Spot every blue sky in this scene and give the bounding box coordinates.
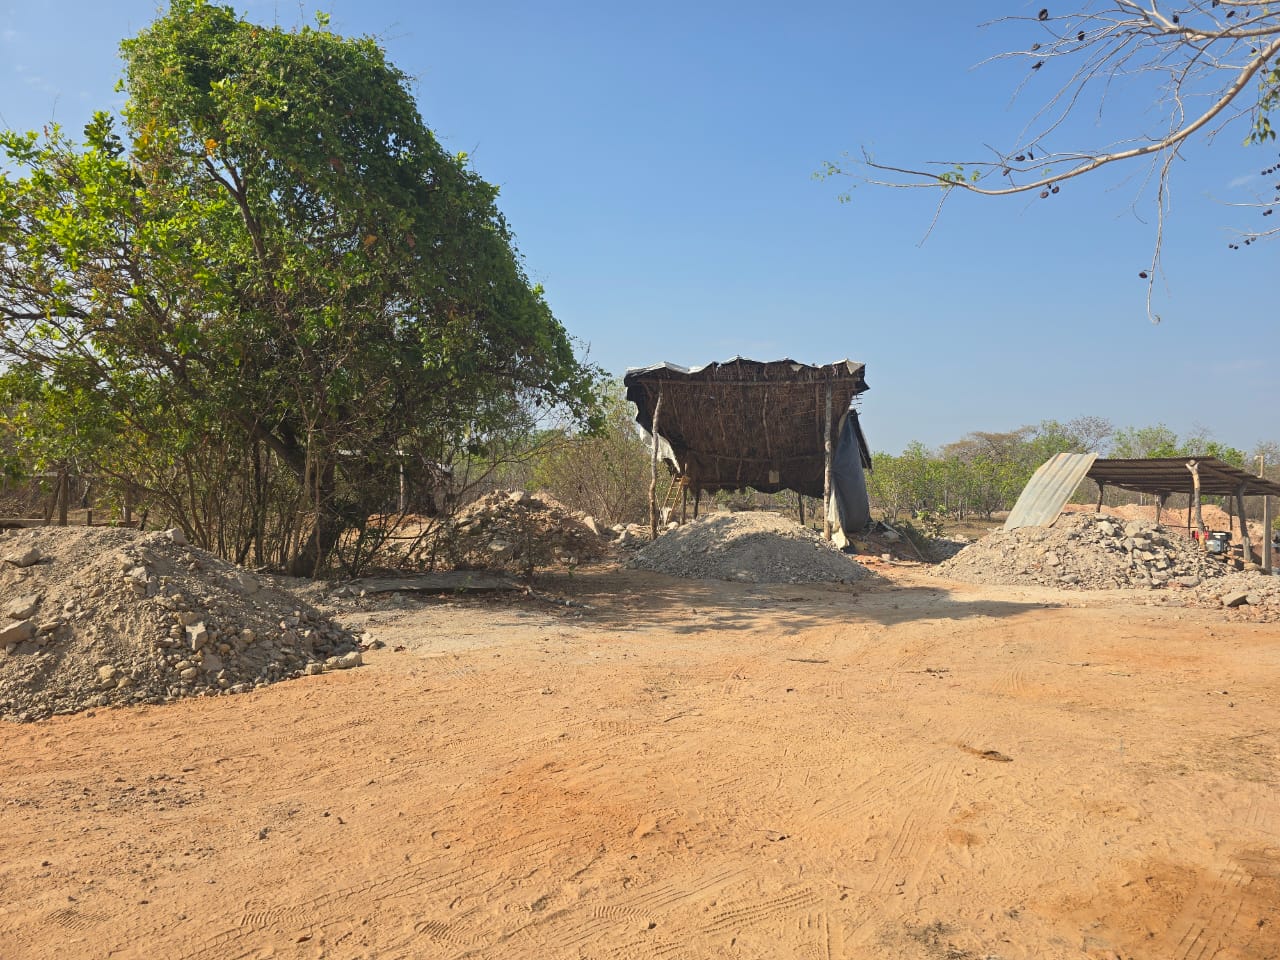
[2,1,1276,455]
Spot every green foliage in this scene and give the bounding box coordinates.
[866,418,1267,527]
[528,382,650,526]
[0,0,600,574]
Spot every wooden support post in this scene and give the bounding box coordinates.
[86,509,93,527]
[1095,482,1105,513]
[1236,483,1253,566]
[1186,460,1205,546]
[797,491,805,527]
[822,382,833,541]
[1155,493,1165,527]
[693,487,701,520]
[648,393,663,540]
[1264,494,1274,574]
[1262,454,1274,575]
[681,483,688,524]
[57,471,69,527]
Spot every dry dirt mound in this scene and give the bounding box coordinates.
[628,512,871,584]
[441,490,608,573]
[936,514,1280,620]
[0,526,361,722]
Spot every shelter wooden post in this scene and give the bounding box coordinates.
[1262,454,1274,574]
[797,492,805,526]
[1264,494,1274,574]
[681,483,688,524]
[821,382,833,541]
[1235,483,1253,566]
[1095,482,1105,512]
[1155,493,1165,526]
[648,392,663,540]
[1186,460,1205,546]
[693,487,701,520]
[56,470,69,527]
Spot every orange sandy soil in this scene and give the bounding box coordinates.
[2,561,1278,960]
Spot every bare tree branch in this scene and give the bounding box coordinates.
[823,3,1280,321]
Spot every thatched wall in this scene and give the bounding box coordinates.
[623,357,870,497]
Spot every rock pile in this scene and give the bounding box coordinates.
[0,526,362,722]
[936,512,1232,590]
[628,512,871,584]
[441,490,607,573]
[1193,570,1280,622]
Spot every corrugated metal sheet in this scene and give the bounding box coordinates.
[1004,452,1098,531]
[1087,457,1280,497]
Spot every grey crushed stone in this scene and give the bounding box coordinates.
[0,526,363,722]
[628,512,871,584]
[935,512,1280,619]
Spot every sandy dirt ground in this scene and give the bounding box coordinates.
[2,560,1278,960]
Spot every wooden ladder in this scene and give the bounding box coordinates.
[659,475,685,522]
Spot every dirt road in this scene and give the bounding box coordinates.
[2,563,1278,959]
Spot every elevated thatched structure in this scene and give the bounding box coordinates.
[623,357,872,538]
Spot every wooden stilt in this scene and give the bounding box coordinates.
[1264,494,1274,574]
[797,491,805,526]
[1155,493,1165,526]
[693,487,701,520]
[1186,460,1205,546]
[57,470,69,527]
[822,382,833,541]
[648,392,663,540]
[1095,482,1105,513]
[1236,484,1253,565]
[681,483,688,524]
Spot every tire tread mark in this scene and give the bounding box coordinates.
[701,888,820,937]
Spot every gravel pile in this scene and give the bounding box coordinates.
[628,512,871,584]
[936,513,1228,590]
[441,490,608,573]
[0,526,362,722]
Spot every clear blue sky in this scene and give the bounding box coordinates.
[2,1,1276,455]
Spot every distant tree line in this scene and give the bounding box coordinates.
[868,417,1280,524]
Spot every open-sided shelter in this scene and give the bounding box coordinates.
[1006,453,1280,571]
[623,357,872,540]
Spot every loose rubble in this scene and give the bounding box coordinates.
[0,526,363,722]
[936,512,1280,620]
[438,490,608,573]
[628,512,872,584]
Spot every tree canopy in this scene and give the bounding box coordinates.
[0,0,600,574]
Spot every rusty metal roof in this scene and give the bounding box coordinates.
[1003,453,1098,530]
[1087,457,1280,498]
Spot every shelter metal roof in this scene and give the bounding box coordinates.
[622,357,869,497]
[1005,454,1280,531]
[1087,457,1280,498]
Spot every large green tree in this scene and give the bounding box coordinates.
[0,1,600,574]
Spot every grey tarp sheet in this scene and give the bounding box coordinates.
[827,410,871,534]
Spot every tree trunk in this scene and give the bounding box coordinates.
[287,460,341,577]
